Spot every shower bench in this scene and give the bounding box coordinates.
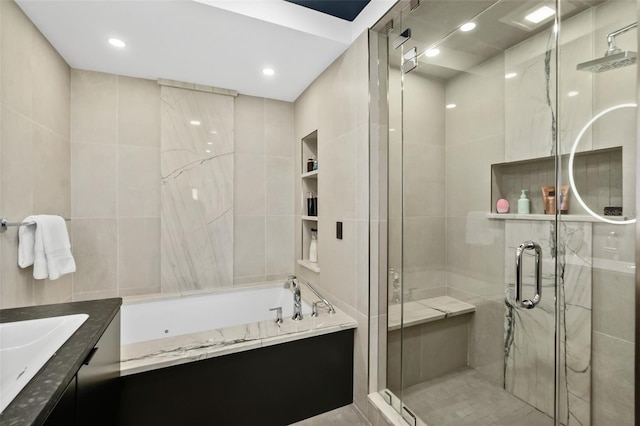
[387,296,476,389]
[387,295,475,330]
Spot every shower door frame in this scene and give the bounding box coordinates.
[369,0,640,424]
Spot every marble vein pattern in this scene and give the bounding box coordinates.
[120,309,357,376]
[503,221,592,425]
[160,86,234,291]
[505,29,557,162]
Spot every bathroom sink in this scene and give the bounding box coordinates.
[0,313,89,413]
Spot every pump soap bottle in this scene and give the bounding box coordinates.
[309,228,318,263]
[517,190,530,214]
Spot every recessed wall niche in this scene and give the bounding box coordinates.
[491,147,622,216]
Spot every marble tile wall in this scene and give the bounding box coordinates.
[0,1,72,308]
[444,54,507,387]
[503,221,592,424]
[387,315,470,393]
[563,4,635,424]
[69,71,294,299]
[0,5,294,307]
[293,31,371,415]
[389,69,447,299]
[70,70,161,300]
[234,95,294,285]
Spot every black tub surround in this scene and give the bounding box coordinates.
[0,298,122,426]
[119,329,355,426]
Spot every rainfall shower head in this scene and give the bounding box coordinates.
[577,22,638,72]
[577,50,637,72]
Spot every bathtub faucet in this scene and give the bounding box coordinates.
[285,275,303,321]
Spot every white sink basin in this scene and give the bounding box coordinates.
[0,313,89,413]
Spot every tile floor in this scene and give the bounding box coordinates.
[403,368,553,426]
[291,404,370,426]
[291,368,552,426]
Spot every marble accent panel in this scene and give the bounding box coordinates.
[504,28,557,161]
[121,306,356,376]
[160,86,234,291]
[503,220,592,425]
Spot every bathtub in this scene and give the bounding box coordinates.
[121,283,312,345]
[118,282,357,425]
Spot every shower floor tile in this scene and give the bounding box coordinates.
[403,368,553,426]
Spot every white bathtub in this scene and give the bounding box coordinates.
[121,284,311,345]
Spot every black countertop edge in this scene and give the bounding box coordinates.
[0,298,122,426]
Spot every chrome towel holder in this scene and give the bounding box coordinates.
[0,217,71,233]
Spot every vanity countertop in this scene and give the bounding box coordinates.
[0,298,122,426]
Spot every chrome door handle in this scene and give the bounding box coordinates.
[515,241,542,309]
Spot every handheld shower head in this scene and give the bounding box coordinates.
[577,22,637,72]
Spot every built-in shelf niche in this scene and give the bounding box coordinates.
[300,130,319,273]
[491,147,622,217]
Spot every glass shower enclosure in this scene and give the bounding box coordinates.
[372,0,637,424]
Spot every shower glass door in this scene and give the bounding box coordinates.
[382,0,637,424]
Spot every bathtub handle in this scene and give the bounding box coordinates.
[269,307,283,324]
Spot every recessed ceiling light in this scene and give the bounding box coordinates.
[424,48,440,58]
[210,130,217,134]
[207,142,213,145]
[460,22,476,32]
[205,149,211,153]
[505,72,518,79]
[446,103,457,109]
[568,91,579,97]
[108,38,126,48]
[525,6,555,24]
[263,68,275,76]
[190,120,201,126]
[389,128,396,132]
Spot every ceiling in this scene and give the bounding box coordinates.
[16,0,396,102]
[385,0,601,81]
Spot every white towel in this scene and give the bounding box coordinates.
[18,216,37,268]
[18,215,76,280]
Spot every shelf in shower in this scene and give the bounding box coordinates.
[301,170,318,179]
[302,215,318,221]
[486,213,628,222]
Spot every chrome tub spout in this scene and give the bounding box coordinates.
[285,275,303,321]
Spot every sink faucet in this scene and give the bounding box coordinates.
[285,275,303,321]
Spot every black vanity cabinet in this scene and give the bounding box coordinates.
[45,311,121,426]
[0,298,122,426]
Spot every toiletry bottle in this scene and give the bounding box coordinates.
[517,190,530,214]
[307,192,317,216]
[307,158,314,172]
[309,228,318,263]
